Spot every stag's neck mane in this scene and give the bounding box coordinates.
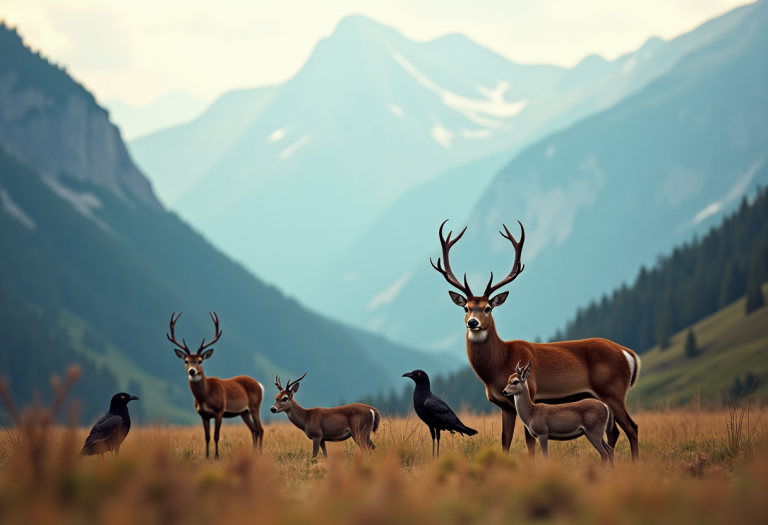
[285,399,309,430]
[466,323,508,384]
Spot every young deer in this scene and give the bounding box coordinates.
[168,312,264,458]
[270,374,380,458]
[503,361,615,467]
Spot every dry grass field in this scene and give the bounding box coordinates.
[1,384,767,525]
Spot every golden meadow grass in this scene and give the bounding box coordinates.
[1,398,767,525]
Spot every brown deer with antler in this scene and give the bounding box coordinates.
[431,220,641,461]
[167,312,265,458]
[270,374,380,458]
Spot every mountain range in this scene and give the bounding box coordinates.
[0,23,456,423]
[129,2,768,356]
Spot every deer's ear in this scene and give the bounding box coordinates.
[290,382,300,394]
[448,291,467,307]
[201,348,214,360]
[489,291,509,308]
[174,349,187,360]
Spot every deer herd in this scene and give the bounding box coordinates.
[163,220,641,466]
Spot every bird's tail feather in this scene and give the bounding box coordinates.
[459,424,478,436]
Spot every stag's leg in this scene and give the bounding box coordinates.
[253,412,264,454]
[607,421,621,449]
[605,399,639,461]
[500,407,518,453]
[429,426,436,458]
[202,417,211,459]
[213,415,223,459]
[320,440,328,458]
[603,440,615,469]
[241,412,259,451]
[436,429,442,458]
[312,439,320,458]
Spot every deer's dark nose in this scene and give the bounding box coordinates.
[188,369,196,376]
[270,407,277,414]
[467,318,480,329]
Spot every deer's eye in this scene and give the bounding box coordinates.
[282,396,288,402]
[463,307,468,313]
[512,380,519,385]
[484,306,492,313]
[184,360,188,364]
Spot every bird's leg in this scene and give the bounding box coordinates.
[202,417,211,459]
[436,429,441,458]
[213,415,223,459]
[429,427,436,458]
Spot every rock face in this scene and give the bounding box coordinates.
[0,25,161,210]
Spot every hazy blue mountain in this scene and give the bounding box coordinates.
[129,8,754,315]
[0,24,453,421]
[104,91,207,141]
[354,0,768,356]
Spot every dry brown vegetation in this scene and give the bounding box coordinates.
[1,380,767,525]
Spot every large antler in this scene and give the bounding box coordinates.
[430,220,473,296]
[197,311,222,353]
[285,372,307,392]
[483,221,525,297]
[275,375,284,391]
[167,312,190,355]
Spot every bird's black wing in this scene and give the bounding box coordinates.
[80,414,123,454]
[423,396,478,436]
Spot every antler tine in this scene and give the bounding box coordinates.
[275,375,283,391]
[483,221,525,297]
[430,219,473,296]
[286,372,308,391]
[198,311,223,353]
[167,312,190,354]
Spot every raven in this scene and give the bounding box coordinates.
[403,370,477,457]
[79,392,139,458]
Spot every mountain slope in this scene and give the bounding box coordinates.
[0,24,449,421]
[127,10,748,302]
[361,0,768,355]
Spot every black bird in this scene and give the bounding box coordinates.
[403,370,477,457]
[79,392,139,458]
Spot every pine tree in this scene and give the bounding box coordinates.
[655,310,671,349]
[684,329,698,358]
[745,284,765,314]
[720,260,746,307]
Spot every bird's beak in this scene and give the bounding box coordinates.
[128,395,140,401]
[402,372,412,378]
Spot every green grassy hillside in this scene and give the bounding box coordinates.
[628,283,768,408]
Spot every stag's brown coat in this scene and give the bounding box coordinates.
[431,220,641,460]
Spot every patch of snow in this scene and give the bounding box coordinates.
[384,41,526,127]
[367,271,413,311]
[690,159,764,226]
[269,127,289,143]
[41,176,112,233]
[0,187,36,230]
[279,134,312,160]
[388,103,405,118]
[461,128,493,139]
[430,124,454,149]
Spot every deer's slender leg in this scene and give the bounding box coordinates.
[605,399,639,461]
[252,411,264,454]
[202,417,211,459]
[538,436,549,459]
[607,421,621,449]
[320,440,328,458]
[213,415,222,459]
[603,440,615,469]
[585,431,609,465]
[241,412,258,449]
[523,427,537,458]
[312,439,320,458]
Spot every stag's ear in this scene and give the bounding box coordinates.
[290,382,300,394]
[489,291,509,308]
[174,349,187,360]
[201,348,214,360]
[448,291,467,307]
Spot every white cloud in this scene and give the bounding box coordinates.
[367,271,413,311]
[278,133,312,160]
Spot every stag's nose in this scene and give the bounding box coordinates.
[467,318,480,329]
[270,407,277,414]
[188,368,197,376]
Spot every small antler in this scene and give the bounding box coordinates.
[285,372,307,392]
[430,220,473,296]
[167,312,190,355]
[197,311,222,353]
[275,375,284,391]
[483,221,525,297]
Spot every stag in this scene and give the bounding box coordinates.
[167,312,264,458]
[431,220,640,460]
[270,374,380,458]
[503,361,615,468]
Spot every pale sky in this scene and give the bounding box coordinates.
[1,0,753,107]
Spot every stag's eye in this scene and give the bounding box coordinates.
[282,396,288,402]
[512,380,519,385]
[484,306,492,313]
[184,360,188,364]
[463,307,468,313]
